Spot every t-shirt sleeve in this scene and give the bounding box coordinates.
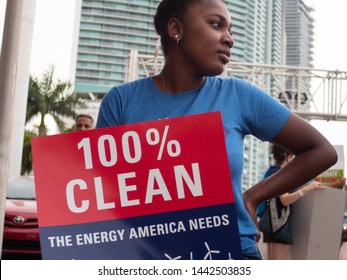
[237,80,291,141]
[96,87,123,128]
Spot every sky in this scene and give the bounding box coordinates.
[0,0,347,170]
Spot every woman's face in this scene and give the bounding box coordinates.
[178,0,234,76]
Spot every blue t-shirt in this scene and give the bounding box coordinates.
[97,76,291,253]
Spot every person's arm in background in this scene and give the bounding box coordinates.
[280,177,346,207]
[279,181,320,206]
[243,113,337,225]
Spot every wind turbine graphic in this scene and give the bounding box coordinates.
[164,253,181,260]
[203,242,220,260]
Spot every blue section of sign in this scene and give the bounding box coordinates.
[40,203,242,260]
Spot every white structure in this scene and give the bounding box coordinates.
[0,0,36,256]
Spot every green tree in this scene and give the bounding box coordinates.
[26,66,86,136]
[21,66,87,174]
[21,130,36,175]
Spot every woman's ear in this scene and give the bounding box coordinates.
[167,17,183,41]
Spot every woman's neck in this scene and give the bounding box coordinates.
[159,66,205,94]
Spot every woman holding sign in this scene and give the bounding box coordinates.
[97,0,337,259]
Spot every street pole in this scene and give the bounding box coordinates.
[8,0,36,177]
[0,0,36,257]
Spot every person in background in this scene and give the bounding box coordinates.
[96,0,337,259]
[74,114,94,131]
[257,144,320,260]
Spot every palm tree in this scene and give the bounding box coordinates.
[26,66,86,136]
[22,66,87,173]
[21,130,36,175]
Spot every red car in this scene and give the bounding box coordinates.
[2,176,41,259]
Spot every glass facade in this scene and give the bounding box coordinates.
[72,0,160,94]
[284,0,314,94]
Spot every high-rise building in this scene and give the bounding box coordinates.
[71,0,161,96]
[283,0,314,95]
[225,0,283,66]
[71,0,285,190]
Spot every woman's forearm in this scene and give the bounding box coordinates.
[243,114,337,212]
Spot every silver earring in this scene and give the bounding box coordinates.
[175,34,180,45]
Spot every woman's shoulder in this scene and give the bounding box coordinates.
[111,76,152,91]
[104,77,153,99]
[207,76,263,92]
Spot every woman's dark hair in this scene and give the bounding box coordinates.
[154,0,203,56]
[270,144,292,163]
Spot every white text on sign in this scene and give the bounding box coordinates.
[66,163,203,213]
[78,126,181,169]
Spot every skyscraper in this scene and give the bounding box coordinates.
[224,0,283,65]
[283,0,315,95]
[71,0,161,96]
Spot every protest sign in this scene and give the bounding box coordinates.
[315,145,345,189]
[31,112,242,259]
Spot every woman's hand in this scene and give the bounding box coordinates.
[301,181,321,194]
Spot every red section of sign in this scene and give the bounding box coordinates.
[32,112,234,227]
